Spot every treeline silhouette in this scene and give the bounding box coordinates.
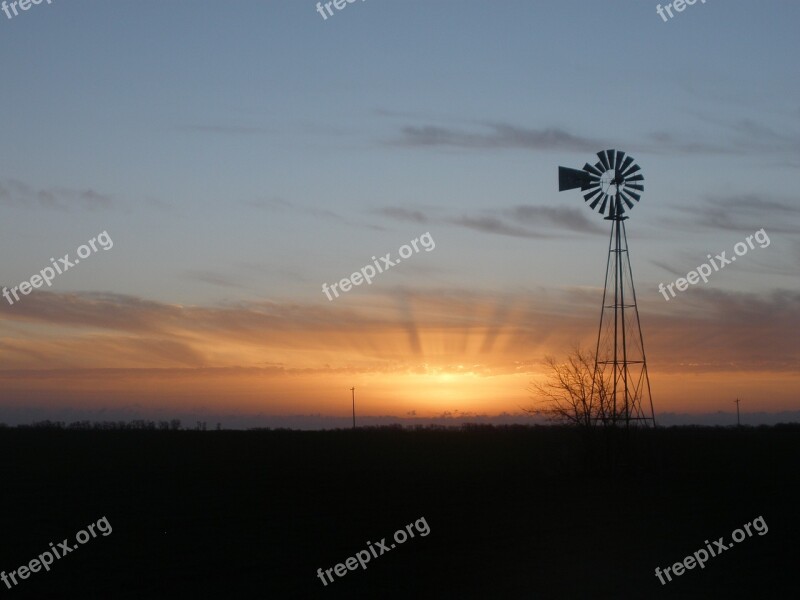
[2,420,797,432]
[0,419,220,430]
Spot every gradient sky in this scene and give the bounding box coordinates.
[1,1,799,427]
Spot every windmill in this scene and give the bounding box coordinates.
[350,386,356,429]
[558,149,656,428]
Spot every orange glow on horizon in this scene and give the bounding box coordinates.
[1,289,797,421]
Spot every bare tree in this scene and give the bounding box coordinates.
[525,346,611,428]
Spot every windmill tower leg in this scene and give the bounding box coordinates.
[622,222,657,428]
[593,214,656,429]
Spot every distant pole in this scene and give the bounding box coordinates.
[351,387,355,429]
[734,398,741,427]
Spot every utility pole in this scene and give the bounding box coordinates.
[734,398,741,427]
[351,387,355,429]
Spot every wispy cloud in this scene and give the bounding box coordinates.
[695,115,800,155]
[647,288,800,372]
[0,179,113,211]
[374,203,603,239]
[388,118,732,156]
[374,206,430,223]
[649,259,685,278]
[448,215,547,239]
[506,205,606,235]
[666,193,800,235]
[643,113,800,157]
[707,194,800,215]
[2,284,797,374]
[184,270,247,289]
[178,124,277,135]
[245,196,344,221]
[394,123,604,152]
[389,113,800,159]
[640,131,736,155]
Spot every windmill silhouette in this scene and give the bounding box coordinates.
[350,387,355,429]
[559,149,656,428]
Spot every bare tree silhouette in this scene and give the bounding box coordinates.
[525,346,612,429]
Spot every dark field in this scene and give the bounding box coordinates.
[0,425,798,599]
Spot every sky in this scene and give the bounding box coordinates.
[1,1,799,427]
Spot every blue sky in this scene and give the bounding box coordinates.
[1,1,799,425]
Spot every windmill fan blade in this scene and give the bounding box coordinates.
[583,162,603,177]
[589,193,603,210]
[621,192,635,209]
[626,183,644,192]
[597,150,611,170]
[622,163,641,178]
[625,174,644,183]
[608,150,616,171]
[614,150,625,171]
[584,188,603,204]
[624,190,641,202]
[619,155,634,173]
[559,167,592,191]
[598,195,609,215]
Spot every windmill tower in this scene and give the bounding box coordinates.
[558,150,656,428]
[350,387,356,429]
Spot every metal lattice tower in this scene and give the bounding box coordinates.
[558,149,656,428]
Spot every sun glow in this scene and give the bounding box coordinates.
[346,363,532,416]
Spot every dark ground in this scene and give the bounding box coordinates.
[0,424,797,599]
